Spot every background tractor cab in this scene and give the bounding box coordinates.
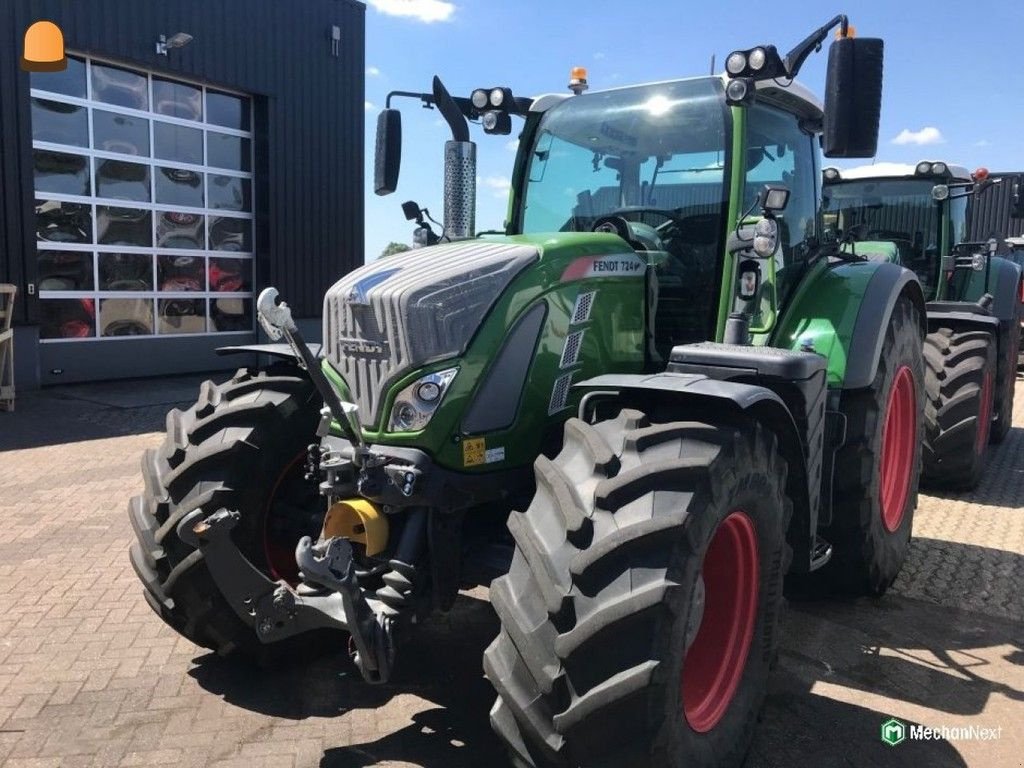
[821,161,995,299]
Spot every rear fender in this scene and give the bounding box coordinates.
[575,373,817,573]
[773,261,925,389]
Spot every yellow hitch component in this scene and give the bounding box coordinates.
[322,499,389,556]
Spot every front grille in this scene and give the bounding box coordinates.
[323,241,539,427]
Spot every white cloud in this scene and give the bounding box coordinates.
[481,175,511,198]
[367,0,455,23]
[891,126,944,146]
[505,139,519,153]
[366,66,381,77]
[974,139,991,148]
[365,101,375,111]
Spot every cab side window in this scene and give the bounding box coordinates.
[744,103,819,305]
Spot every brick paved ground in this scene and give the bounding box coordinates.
[0,373,1021,767]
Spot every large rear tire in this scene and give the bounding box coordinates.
[921,327,995,490]
[991,315,1019,444]
[128,366,326,661]
[485,409,790,768]
[820,296,924,596]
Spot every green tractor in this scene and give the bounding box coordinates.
[130,16,924,766]
[822,162,1022,488]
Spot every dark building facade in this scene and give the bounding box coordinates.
[1,0,364,387]
[968,172,1024,242]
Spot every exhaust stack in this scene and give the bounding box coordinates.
[443,141,476,240]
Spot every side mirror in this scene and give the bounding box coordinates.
[1012,175,1024,219]
[823,36,884,158]
[374,109,402,196]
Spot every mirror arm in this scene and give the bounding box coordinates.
[432,76,470,142]
[784,14,848,78]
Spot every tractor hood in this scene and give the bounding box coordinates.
[323,241,539,426]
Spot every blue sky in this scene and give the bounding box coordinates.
[362,0,1024,261]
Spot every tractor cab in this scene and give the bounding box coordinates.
[507,76,823,354]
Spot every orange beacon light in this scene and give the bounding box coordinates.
[22,21,67,73]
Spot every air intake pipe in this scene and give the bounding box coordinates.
[433,77,476,240]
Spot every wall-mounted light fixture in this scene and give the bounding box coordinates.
[156,32,193,56]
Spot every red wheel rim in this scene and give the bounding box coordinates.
[262,451,308,584]
[975,370,994,454]
[880,366,916,533]
[682,511,759,733]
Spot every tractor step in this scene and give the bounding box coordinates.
[809,535,833,571]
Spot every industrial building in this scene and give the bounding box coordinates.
[0,0,365,387]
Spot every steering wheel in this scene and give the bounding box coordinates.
[592,215,666,252]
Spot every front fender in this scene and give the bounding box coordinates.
[772,260,925,389]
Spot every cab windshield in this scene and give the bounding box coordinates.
[519,78,730,239]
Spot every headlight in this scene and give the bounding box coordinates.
[916,161,933,176]
[471,89,489,110]
[726,51,747,75]
[489,88,505,108]
[932,162,948,176]
[389,368,458,431]
[748,48,767,71]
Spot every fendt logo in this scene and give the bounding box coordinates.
[881,717,906,747]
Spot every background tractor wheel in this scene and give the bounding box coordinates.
[990,315,1020,444]
[128,366,329,661]
[921,327,995,490]
[820,296,924,596]
[485,409,790,768]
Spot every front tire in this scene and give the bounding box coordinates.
[128,366,325,661]
[921,327,995,490]
[485,410,790,768]
[820,296,924,596]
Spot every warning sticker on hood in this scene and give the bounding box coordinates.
[561,253,645,282]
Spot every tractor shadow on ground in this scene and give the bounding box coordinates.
[189,591,507,767]
[0,372,216,451]
[189,542,1022,768]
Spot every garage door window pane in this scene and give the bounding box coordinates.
[207,133,250,171]
[99,253,153,291]
[208,175,251,211]
[31,98,88,147]
[93,110,150,157]
[206,91,250,131]
[31,55,87,98]
[210,297,251,332]
[156,212,205,249]
[40,298,95,339]
[154,122,203,165]
[34,150,90,196]
[153,77,202,122]
[95,159,150,202]
[155,168,204,207]
[209,258,251,292]
[209,216,251,252]
[97,206,152,246]
[100,298,153,336]
[91,62,149,111]
[39,252,94,291]
[158,255,205,292]
[159,298,206,334]
[36,199,92,243]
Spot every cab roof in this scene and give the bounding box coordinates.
[833,161,973,182]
